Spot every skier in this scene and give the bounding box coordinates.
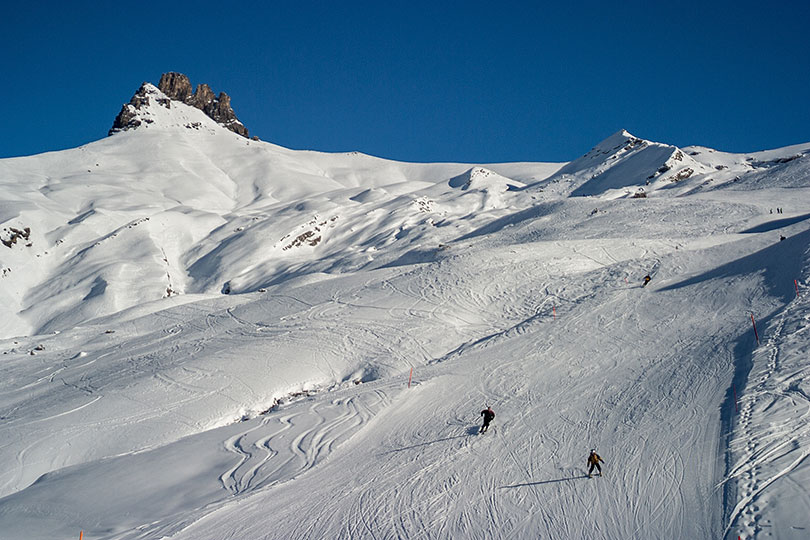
[642,274,651,287]
[587,449,605,477]
[480,406,495,433]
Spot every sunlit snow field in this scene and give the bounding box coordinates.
[1,85,809,539]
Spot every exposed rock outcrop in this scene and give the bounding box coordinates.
[109,83,150,133]
[186,83,249,138]
[109,72,250,138]
[157,72,193,101]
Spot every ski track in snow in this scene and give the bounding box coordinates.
[162,253,748,540]
[218,389,389,496]
[9,230,792,539]
[725,283,810,539]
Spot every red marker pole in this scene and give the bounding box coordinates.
[553,305,556,320]
[408,367,413,388]
[750,313,759,345]
[796,279,799,297]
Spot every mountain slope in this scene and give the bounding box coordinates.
[1,79,809,539]
[0,84,561,338]
[536,129,810,199]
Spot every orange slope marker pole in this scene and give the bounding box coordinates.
[553,305,556,320]
[408,367,413,388]
[796,279,800,297]
[750,313,759,345]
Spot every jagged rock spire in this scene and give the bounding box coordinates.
[157,72,193,101]
[110,72,250,138]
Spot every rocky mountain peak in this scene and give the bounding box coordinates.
[157,72,193,101]
[110,72,250,138]
[188,83,215,109]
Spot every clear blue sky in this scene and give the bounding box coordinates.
[2,1,808,162]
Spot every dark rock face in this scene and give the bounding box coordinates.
[157,72,192,101]
[109,72,250,138]
[188,83,215,109]
[109,83,151,134]
[110,106,141,134]
[202,90,249,138]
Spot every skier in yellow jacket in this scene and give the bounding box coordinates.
[587,449,605,478]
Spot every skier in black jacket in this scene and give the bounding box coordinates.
[480,406,495,433]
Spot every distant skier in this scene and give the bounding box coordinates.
[587,449,605,477]
[642,274,652,287]
[480,406,495,433]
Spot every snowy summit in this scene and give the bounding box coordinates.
[1,73,809,539]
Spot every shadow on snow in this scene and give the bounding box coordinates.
[500,475,590,488]
[740,213,810,234]
[379,426,480,455]
[658,227,810,304]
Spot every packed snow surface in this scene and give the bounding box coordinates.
[1,88,809,539]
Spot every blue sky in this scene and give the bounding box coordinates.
[2,1,808,162]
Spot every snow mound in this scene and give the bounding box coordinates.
[543,130,711,198]
[439,166,524,211]
[448,166,523,192]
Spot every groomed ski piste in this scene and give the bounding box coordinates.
[1,83,809,539]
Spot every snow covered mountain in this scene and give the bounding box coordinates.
[1,75,809,539]
[536,129,810,199]
[0,80,560,338]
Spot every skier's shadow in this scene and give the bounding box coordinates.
[379,426,482,455]
[500,475,589,488]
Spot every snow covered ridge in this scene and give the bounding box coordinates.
[538,129,810,199]
[0,84,808,340]
[0,81,563,338]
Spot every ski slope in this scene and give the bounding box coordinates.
[1,84,809,539]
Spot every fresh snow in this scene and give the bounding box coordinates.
[0,87,809,539]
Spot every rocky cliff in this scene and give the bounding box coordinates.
[110,72,250,138]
